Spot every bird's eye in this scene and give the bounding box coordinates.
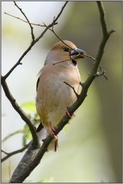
[63,47,69,52]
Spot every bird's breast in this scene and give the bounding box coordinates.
[36,64,81,125]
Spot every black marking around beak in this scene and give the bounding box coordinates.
[70,48,86,60]
[70,48,95,61]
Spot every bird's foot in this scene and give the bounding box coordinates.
[65,107,76,118]
[50,126,58,151]
[50,126,57,139]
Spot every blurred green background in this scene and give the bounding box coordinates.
[2,1,122,183]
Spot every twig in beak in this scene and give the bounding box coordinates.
[83,53,96,61]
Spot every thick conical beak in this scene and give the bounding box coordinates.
[70,48,95,61]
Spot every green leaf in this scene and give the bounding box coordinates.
[21,101,36,113]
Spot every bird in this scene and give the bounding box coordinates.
[36,40,93,151]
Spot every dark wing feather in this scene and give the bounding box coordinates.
[36,77,40,91]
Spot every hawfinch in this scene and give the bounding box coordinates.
[36,40,91,151]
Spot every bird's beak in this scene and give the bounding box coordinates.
[70,48,95,61]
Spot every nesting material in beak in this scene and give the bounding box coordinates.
[70,48,95,61]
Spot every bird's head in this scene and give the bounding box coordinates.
[44,40,95,65]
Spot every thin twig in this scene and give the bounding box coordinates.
[92,2,115,73]
[97,1,108,36]
[4,12,48,27]
[13,1,35,41]
[64,81,79,98]
[1,150,8,155]
[1,143,29,162]
[43,23,72,49]
[96,2,115,38]
[98,65,108,80]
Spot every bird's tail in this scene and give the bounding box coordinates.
[47,139,58,151]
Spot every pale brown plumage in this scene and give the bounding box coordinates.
[36,40,87,151]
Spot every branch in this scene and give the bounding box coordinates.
[9,2,115,183]
[1,78,40,148]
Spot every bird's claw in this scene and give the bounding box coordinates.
[65,107,75,118]
[50,127,57,139]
